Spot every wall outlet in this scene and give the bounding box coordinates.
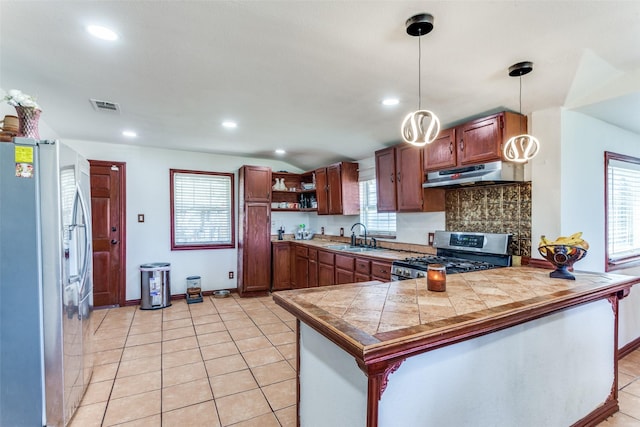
[228,271,234,279]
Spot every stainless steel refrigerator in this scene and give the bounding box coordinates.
[0,138,93,426]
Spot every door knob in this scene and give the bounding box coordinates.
[111,239,119,244]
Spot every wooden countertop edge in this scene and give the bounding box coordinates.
[273,273,640,372]
[272,285,377,359]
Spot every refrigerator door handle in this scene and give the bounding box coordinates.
[74,184,92,295]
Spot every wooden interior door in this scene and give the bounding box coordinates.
[90,161,126,307]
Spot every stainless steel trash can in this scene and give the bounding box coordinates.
[139,262,172,310]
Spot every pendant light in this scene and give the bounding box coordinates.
[503,61,540,163]
[401,13,440,147]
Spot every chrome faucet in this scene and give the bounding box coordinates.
[350,222,367,247]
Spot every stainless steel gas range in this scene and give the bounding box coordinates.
[391,231,512,281]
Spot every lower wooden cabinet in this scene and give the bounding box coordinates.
[308,249,318,287]
[271,243,393,291]
[238,202,271,296]
[318,250,335,286]
[371,260,392,281]
[355,258,371,283]
[271,242,291,291]
[295,245,309,289]
[335,254,355,285]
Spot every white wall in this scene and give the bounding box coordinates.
[531,108,640,349]
[381,299,614,426]
[531,107,563,254]
[275,203,445,246]
[63,139,302,300]
[561,110,640,273]
[275,154,446,245]
[531,107,640,273]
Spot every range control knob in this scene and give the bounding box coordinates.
[416,271,425,278]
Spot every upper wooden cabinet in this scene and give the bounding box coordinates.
[395,144,426,211]
[271,171,317,212]
[315,162,359,215]
[376,144,443,213]
[423,128,457,172]
[375,147,397,212]
[423,112,527,172]
[242,165,272,202]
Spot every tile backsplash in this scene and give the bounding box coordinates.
[445,182,532,256]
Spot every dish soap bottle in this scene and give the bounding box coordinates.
[296,224,305,240]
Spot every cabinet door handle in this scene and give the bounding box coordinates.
[459,139,464,151]
[449,141,453,154]
[390,173,394,183]
[397,172,401,182]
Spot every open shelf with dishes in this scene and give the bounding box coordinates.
[272,171,317,212]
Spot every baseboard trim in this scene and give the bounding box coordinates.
[124,288,238,306]
[570,399,618,427]
[619,336,640,359]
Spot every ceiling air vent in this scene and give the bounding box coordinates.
[90,98,121,113]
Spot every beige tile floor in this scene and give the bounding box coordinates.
[600,348,640,426]
[70,295,297,427]
[72,293,640,426]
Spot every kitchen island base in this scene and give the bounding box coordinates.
[274,267,638,427]
[298,298,616,426]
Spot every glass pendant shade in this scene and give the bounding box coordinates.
[503,134,540,163]
[401,110,441,146]
[402,14,440,147]
[506,61,540,162]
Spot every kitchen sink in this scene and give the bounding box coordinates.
[325,244,380,253]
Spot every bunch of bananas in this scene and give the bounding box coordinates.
[538,232,589,256]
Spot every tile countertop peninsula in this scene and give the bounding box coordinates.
[273,266,640,427]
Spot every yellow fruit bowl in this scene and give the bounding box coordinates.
[538,245,587,280]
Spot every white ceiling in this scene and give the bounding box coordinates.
[2,1,639,171]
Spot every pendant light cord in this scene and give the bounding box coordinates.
[519,75,523,114]
[417,30,422,110]
[519,75,523,133]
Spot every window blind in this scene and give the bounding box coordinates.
[172,171,233,249]
[608,157,640,262]
[359,179,396,236]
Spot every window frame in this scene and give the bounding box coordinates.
[358,178,396,238]
[170,169,235,251]
[605,151,640,271]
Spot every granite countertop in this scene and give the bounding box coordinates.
[273,266,638,366]
[271,236,435,261]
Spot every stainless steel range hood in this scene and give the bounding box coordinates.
[422,160,525,188]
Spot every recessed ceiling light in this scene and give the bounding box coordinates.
[275,149,286,155]
[382,98,399,106]
[122,130,137,138]
[87,25,118,41]
[222,121,237,129]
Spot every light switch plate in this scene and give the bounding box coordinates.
[138,214,145,223]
